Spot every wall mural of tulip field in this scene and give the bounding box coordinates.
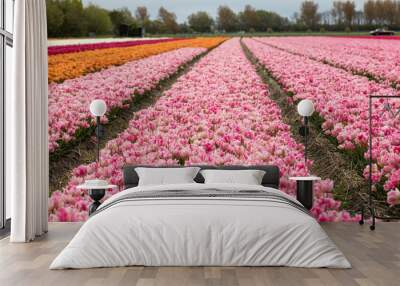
[48,36,400,222]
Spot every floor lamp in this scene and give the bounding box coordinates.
[84,99,108,215]
[90,99,107,162]
[289,99,319,210]
[297,99,315,172]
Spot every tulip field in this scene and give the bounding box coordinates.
[243,38,400,207]
[47,38,183,55]
[48,36,400,222]
[48,37,225,151]
[48,47,207,152]
[48,37,225,83]
[252,37,400,87]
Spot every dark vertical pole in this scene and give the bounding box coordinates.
[96,116,100,163]
[369,95,376,230]
[369,96,372,208]
[304,116,308,172]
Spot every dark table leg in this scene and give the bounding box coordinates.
[88,189,106,215]
[296,181,314,210]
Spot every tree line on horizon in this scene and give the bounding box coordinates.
[46,0,400,37]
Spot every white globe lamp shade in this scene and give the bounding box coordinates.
[297,99,315,117]
[90,99,107,117]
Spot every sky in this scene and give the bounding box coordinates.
[82,0,365,22]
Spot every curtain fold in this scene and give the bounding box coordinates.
[9,0,49,242]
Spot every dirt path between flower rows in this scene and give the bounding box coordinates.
[49,47,219,194]
[241,39,367,214]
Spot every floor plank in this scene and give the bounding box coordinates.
[0,222,399,286]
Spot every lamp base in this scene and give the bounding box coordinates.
[88,189,106,215]
[296,180,314,210]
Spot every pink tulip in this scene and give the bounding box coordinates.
[387,189,400,206]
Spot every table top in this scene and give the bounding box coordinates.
[77,184,118,190]
[289,176,321,181]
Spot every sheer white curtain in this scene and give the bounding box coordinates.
[8,0,48,242]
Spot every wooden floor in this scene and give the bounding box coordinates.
[0,223,399,286]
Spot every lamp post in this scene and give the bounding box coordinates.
[297,99,315,172]
[83,99,108,215]
[289,99,318,210]
[90,99,107,163]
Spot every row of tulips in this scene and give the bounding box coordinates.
[48,37,227,83]
[48,38,183,56]
[49,38,358,222]
[49,47,207,152]
[243,38,400,206]
[254,37,400,88]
